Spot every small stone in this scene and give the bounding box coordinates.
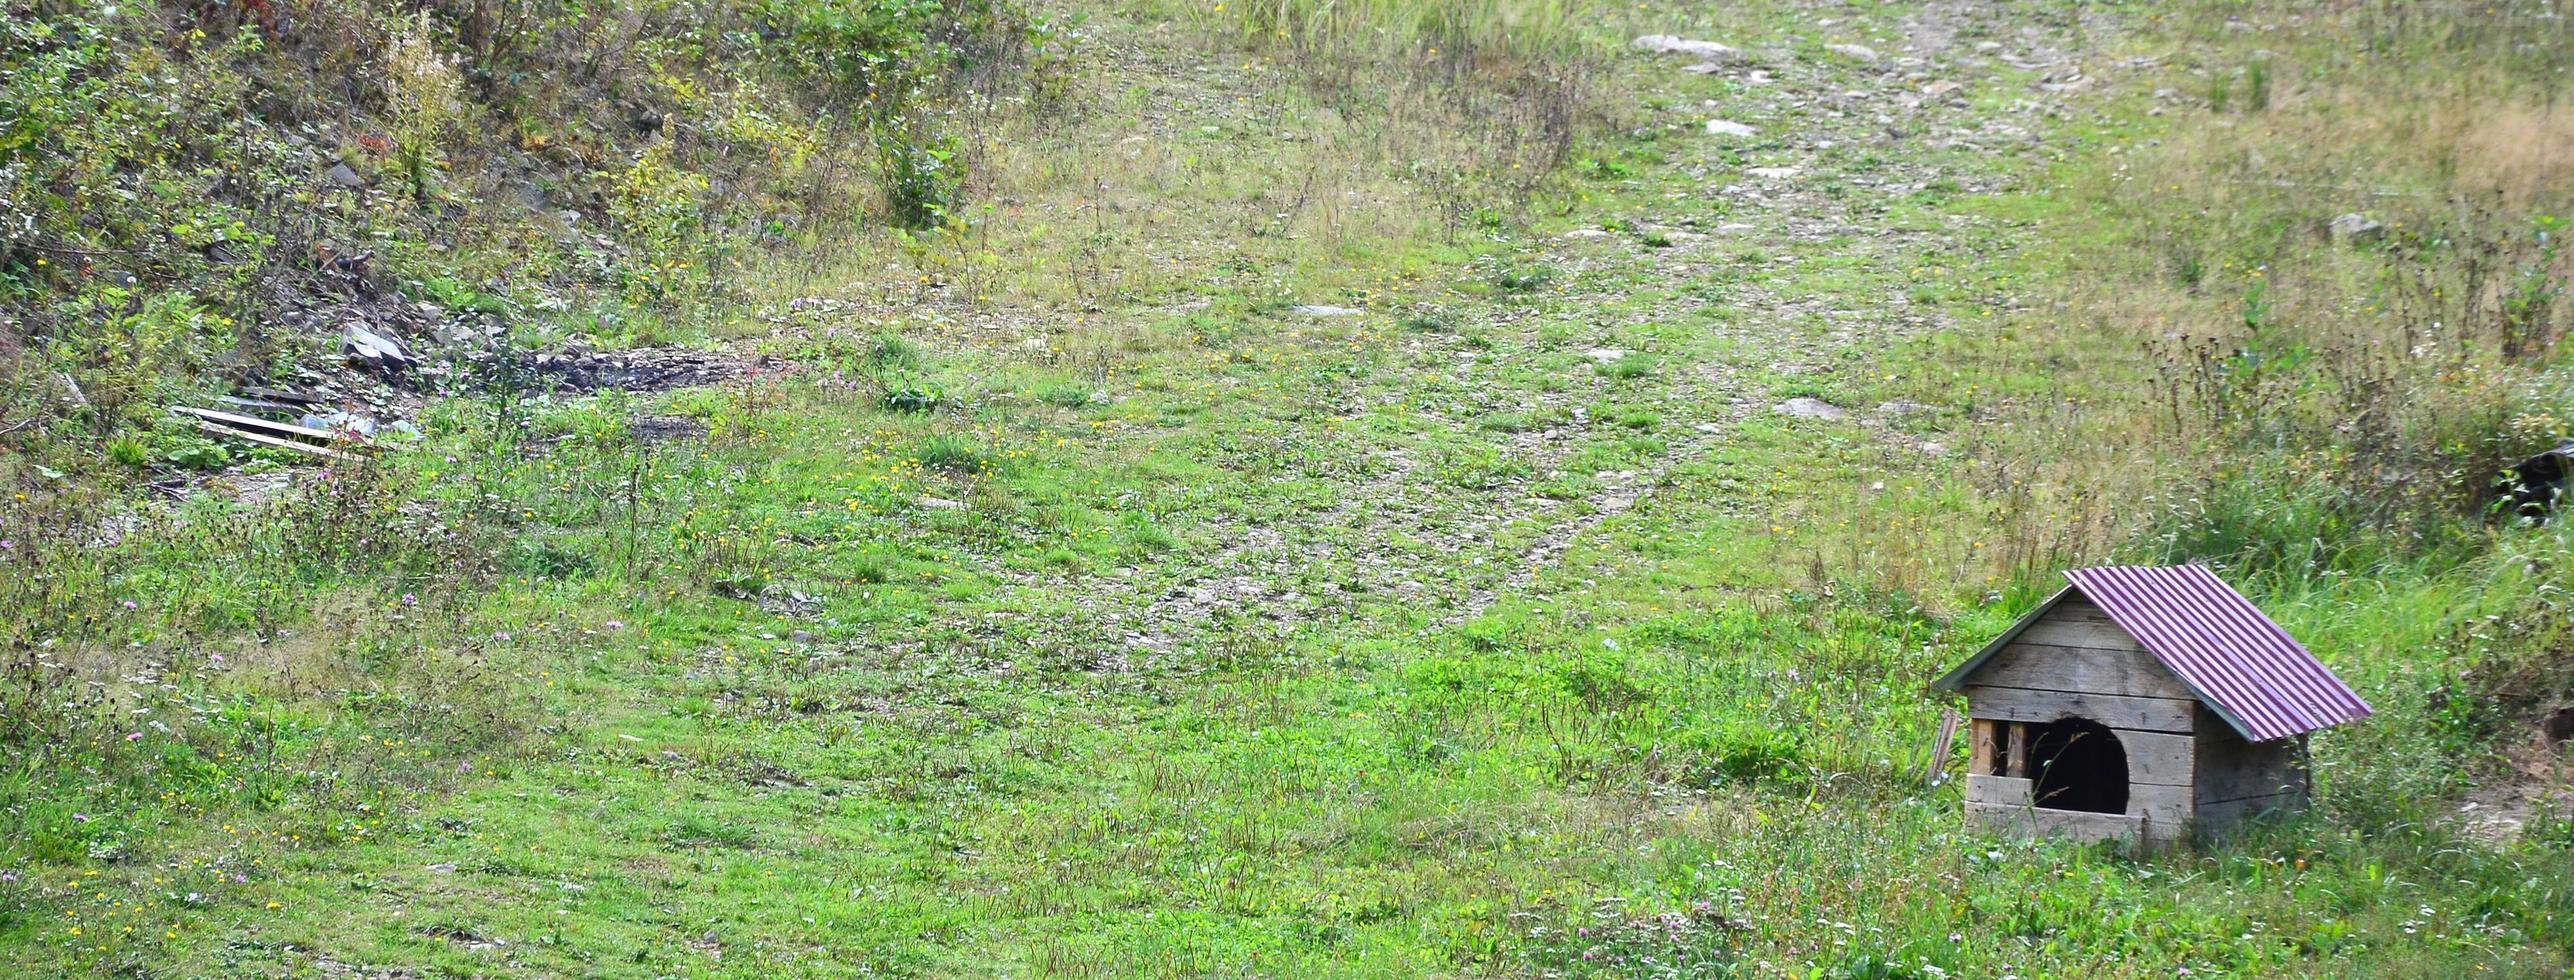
[1561,229,1612,239]
[1773,397,1848,420]
[1825,43,1881,63]
[327,162,364,188]
[341,323,410,370]
[1585,348,1629,363]
[2328,212,2386,244]
[1705,119,1756,138]
[1633,35,1740,61]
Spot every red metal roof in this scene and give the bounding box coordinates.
[2062,565,2372,742]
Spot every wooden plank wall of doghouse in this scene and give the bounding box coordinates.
[1962,595,2201,842]
[2192,705,2309,831]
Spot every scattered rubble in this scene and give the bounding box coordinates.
[1632,35,1741,62]
[2328,212,2386,244]
[521,345,754,392]
[341,323,411,374]
[1774,397,1850,420]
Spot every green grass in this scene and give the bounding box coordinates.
[4,0,2574,977]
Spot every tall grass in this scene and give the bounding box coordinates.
[1218,0,1604,62]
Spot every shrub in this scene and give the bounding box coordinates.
[103,433,150,469]
[1484,259,1555,293]
[604,148,719,311]
[876,125,962,231]
[880,378,945,413]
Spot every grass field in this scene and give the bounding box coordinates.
[5,0,2574,976]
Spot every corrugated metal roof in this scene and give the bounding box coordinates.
[2062,565,2371,742]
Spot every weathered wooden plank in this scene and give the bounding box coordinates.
[215,395,310,415]
[2016,618,2145,651]
[1968,773,2031,806]
[1927,708,1963,787]
[1970,719,1999,775]
[173,405,341,443]
[2000,773,2191,826]
[2195,724,2308,805]
[2196,792,2302,832]
[2129,781,2193,827]
[2046,596,2120,625]
[2116,729,2194,787]
[1970,642,2196,700]
[241,386,323,405]
[1967,801,2147,844]
[1964,686,2197,734]
[2004,721,2029,777]
[186,419,363,462]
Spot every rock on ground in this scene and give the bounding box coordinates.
[1774,397,1850,420]
[2329,212,2386,244]
[1633,35,1741,61]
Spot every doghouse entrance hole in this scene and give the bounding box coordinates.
[2028,718,2127,814]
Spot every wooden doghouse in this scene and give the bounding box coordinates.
[1931,565,2371,845]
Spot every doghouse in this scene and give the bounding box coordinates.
[1932,565,2371,845]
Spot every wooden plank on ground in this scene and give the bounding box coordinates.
[241,386,323,405]
[185,419,362,462]
[172,405,342,443]
[1971,642,2197,700]
[1965,686,2198,733]
[216,395,312,415]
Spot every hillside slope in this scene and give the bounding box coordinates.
[3,0,2573,976]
